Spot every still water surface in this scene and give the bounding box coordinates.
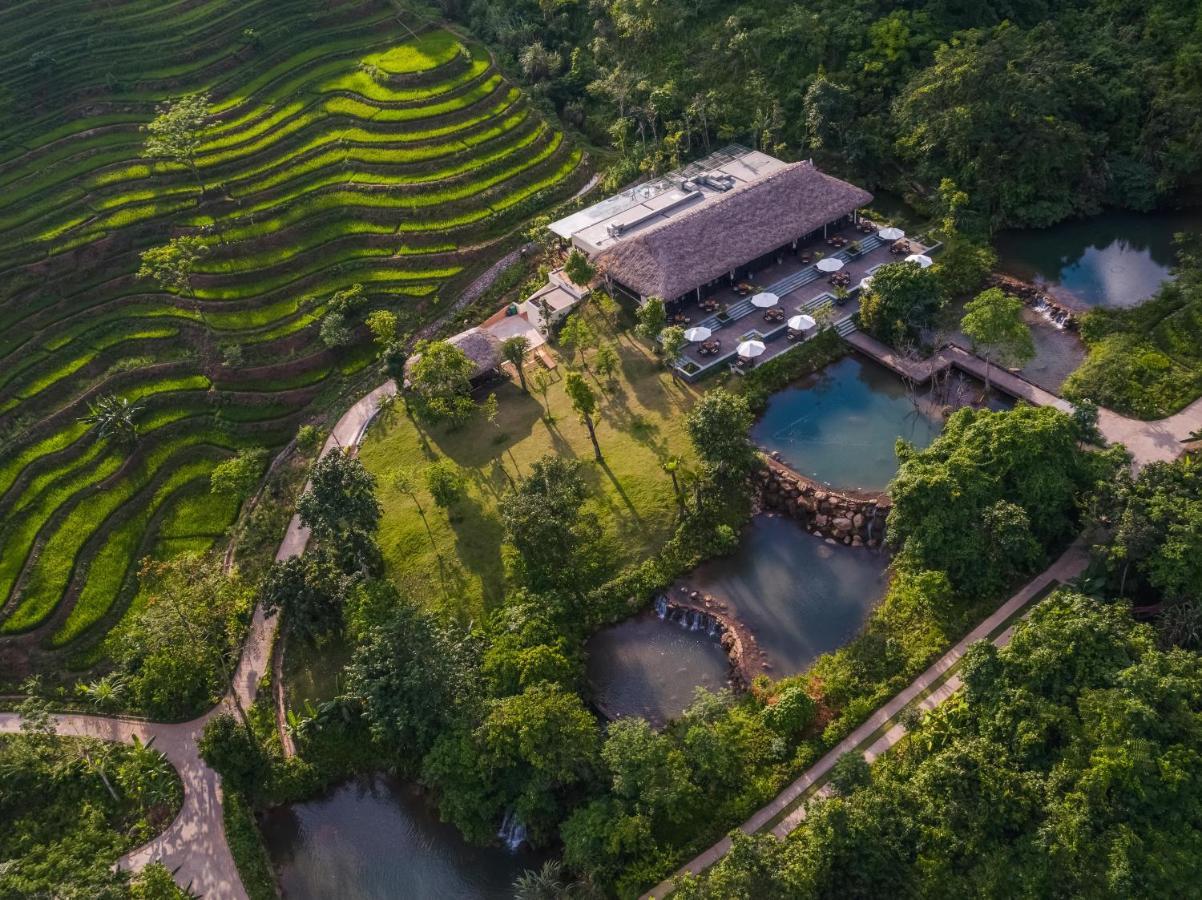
[586,611,732,724]
[751,355,944,492]
[994,209,1202,308]
[261,775,542,900]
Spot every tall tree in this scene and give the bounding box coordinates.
[563,248,596,286]
[502,335,531,392]
[296,448,381,572]
[635,297,667,340]
[564,370,603,461]
[684,388,756,482]
[143,92,211,197]
[499,455,598,592]
[858,260,945,347]
[137,236,208,299]
[960,287,1035,391]
[406,339,477,426]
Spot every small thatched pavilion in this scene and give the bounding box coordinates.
[404,327,502,387]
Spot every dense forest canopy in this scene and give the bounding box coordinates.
[676,591,1202,898]
[434,0,1202,230]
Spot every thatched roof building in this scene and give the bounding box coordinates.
[593,161,872,301]
[404,327,502,385]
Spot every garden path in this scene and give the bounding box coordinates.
[642,540,1090,899]
[0,378,396,898]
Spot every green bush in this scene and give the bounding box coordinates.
[222,789,279,900]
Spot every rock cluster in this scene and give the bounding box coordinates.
[988,274,1078,329]
[757,464,888,548]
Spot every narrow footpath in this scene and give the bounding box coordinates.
[0,381,398,898]
[643,334,1202,898]
[2,324,1198,898]
[642,541,1089,899]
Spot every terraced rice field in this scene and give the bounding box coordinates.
[0,0,587,677]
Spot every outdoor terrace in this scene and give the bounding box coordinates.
[669,224,936,381]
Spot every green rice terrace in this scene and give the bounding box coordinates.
[0,0,586,677]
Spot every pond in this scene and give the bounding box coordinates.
[994,208,1202,308]
[585,517,891,723]
[683,515,890,676]
[261,775,543,900]
[751,354,947,492]
[586,610,732,725]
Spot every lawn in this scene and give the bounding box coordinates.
[359,306,700,621]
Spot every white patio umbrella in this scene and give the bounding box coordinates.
[877,226,905,241]
[737,339,766,359]
[816,257,844,273]
[750,291,779,308]
[683,326,712,343]
[858,275,874,291]
[787,314,816,332]
[905,253,934,268]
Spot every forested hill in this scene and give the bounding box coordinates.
[441,0,1202,230]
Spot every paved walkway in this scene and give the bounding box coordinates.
[846,332,1202,468]
[642,541,1091,899]
[0,378,398,898]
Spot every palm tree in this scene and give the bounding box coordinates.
[80,394,143,449]
[513,861,601,900]
[502,336,531,391]
[662,456,685,515]
[76,672,128,712]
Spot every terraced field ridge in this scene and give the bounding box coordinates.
[0,0,586,679]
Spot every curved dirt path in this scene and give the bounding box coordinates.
[0,380,398,898]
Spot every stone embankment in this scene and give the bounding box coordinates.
[757,460,888,548]
[656,592,763,688]
[989,273,1078,329]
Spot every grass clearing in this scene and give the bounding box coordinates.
[360,306,698,621]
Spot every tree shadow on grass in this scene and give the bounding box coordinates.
[616,330,697,417]
[423,382,545,470]
[445,494,506,612]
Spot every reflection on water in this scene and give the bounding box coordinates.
[994,209,1202,308]
[586,611,731,724]
[686,516,889,676]
[261,776,542,900]
[751,355,945,492]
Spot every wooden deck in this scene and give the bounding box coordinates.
[844,332,1075,413]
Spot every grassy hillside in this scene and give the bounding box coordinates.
[0,0,586,677]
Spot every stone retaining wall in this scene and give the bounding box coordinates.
[657,592,762,689]
[757,461,889,548]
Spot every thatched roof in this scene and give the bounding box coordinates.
[405,327,502,382]
[595,162,872,300]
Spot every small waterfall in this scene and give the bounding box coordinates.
[654,595,669,620]
[1032,297,1068,329]
[497,810,527,852]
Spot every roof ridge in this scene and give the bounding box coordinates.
[619,160,812,248]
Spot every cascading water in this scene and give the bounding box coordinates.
[1032,297,1069,329]
[497,810,527,852]
[654,595,669,619]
